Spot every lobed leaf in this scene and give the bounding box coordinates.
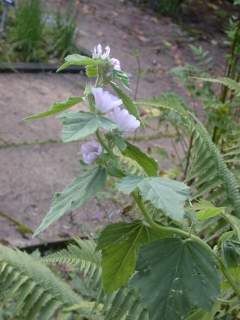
[59,111,118,142]
[131,238,220,320]
[57,54,101,72]
[117,176,190,221]
[97,221,161,292]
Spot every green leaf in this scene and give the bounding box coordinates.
[34,167,107,236]
[113,70,130,88]
[57,54,101,72]
[106,132,127,151]
[221,240,240,268]
[222,266,240,291]
[131,238,220,320]
[59,112,118,142]
[86,64,98,78]
[192,200,225,221]
[97,221,160,292]
[117,176,190,221]
[24,97,83,121]
[222,213,240,240]
[186,309,213,320]
[111,82,140,119]
[123,142,158,176]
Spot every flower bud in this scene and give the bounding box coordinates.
[92,44,121,71]
[81,141,102,164]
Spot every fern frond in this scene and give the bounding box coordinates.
[44,238,149,319]
[0,244,80,320]
[44,238,100,266]
[138,94,240,217]
[44,239,101,293]
[196,77,240,96]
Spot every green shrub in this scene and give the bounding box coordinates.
[2,0,78,62]
[10,0,44,62]
[149,0,185,15]
[50,9,77,59]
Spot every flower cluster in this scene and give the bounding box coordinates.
[81,45,140,165]
[92,44,121,71]
[92,87,140,132]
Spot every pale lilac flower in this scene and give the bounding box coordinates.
[92,44,121,71]
[110,58,121,71]
[92,87,122,113]
[109,107,140,132]
[81,141,102,164]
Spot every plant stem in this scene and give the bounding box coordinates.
[213,21,240,144]
[96,129,114,156]
[134,53,141,100]
[0,211,33,234]
[132,192,212,253]
[220,21,240,103]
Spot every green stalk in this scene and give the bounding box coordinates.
[220,21,240,103]
[96,129,114,157]
[213,21,240,144]
[132,192,212,253]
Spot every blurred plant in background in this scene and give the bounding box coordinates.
[169,15,240,153]
[132,0,185,16]
[9,0,44,62]
[50,5,78,60]
[149,0,185,15]
[0,0,78,62]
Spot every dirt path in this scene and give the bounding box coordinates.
[0,0,227,247]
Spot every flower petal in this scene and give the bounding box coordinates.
[81,141,102,164]
[109,107,140,132]
[92,87,122,113]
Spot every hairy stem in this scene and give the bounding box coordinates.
[134,53,141,100]
[96,129,114,156]
[132,192,212,253]
[213,21,240,144]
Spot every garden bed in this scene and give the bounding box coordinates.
[0,0,83,65]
